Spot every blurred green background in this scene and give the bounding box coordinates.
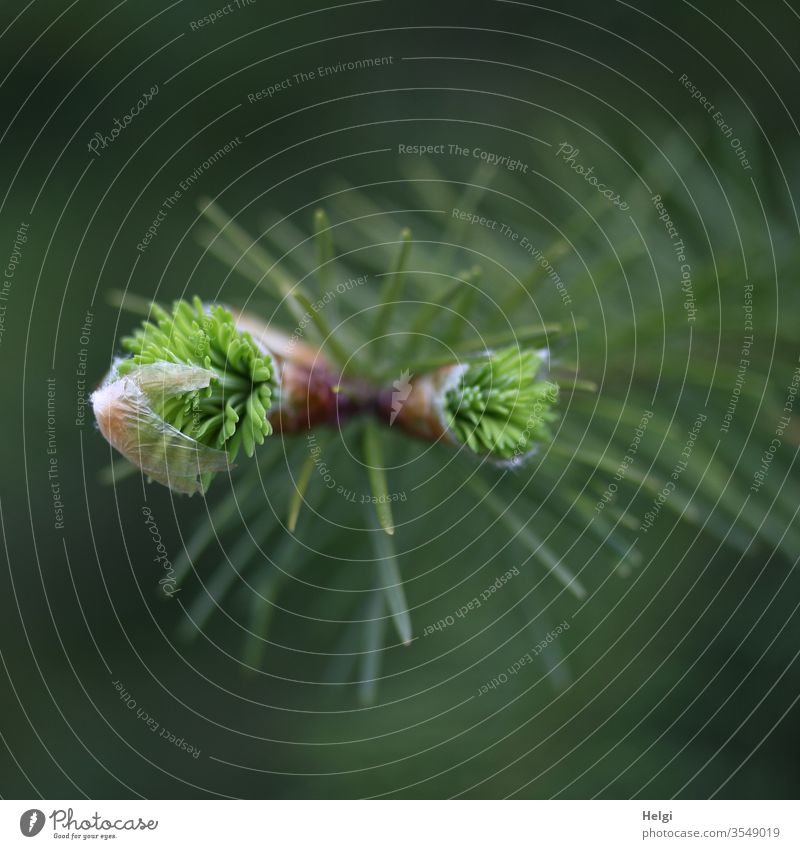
[1,0,799,799]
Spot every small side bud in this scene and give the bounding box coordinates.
[383,347,559,463]
[442,347,559,462]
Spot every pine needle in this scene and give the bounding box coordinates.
[322,616,364,685]
[178,524,277,641]
[358,589,386,705]
[241,567,283,671]
[241,532,305,671]
[469,476,586,599]
[471,323,564,351]
[371,529,412,645]
[442,265,481,346]
[363,421,395,535]
[106,288,159,317]
[313,208,334,287]
[372,227,413,346]
[287,448,321,533]
[197,197,309,328]
[172,459,273,586]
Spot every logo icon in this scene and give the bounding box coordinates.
[19,809,45,837]
[390,370,413,425]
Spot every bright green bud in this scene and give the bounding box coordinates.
[442,346,559,461]
[93,298,277,495]
[118,297,277,462]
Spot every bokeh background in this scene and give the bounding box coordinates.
[1,0,799,799]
